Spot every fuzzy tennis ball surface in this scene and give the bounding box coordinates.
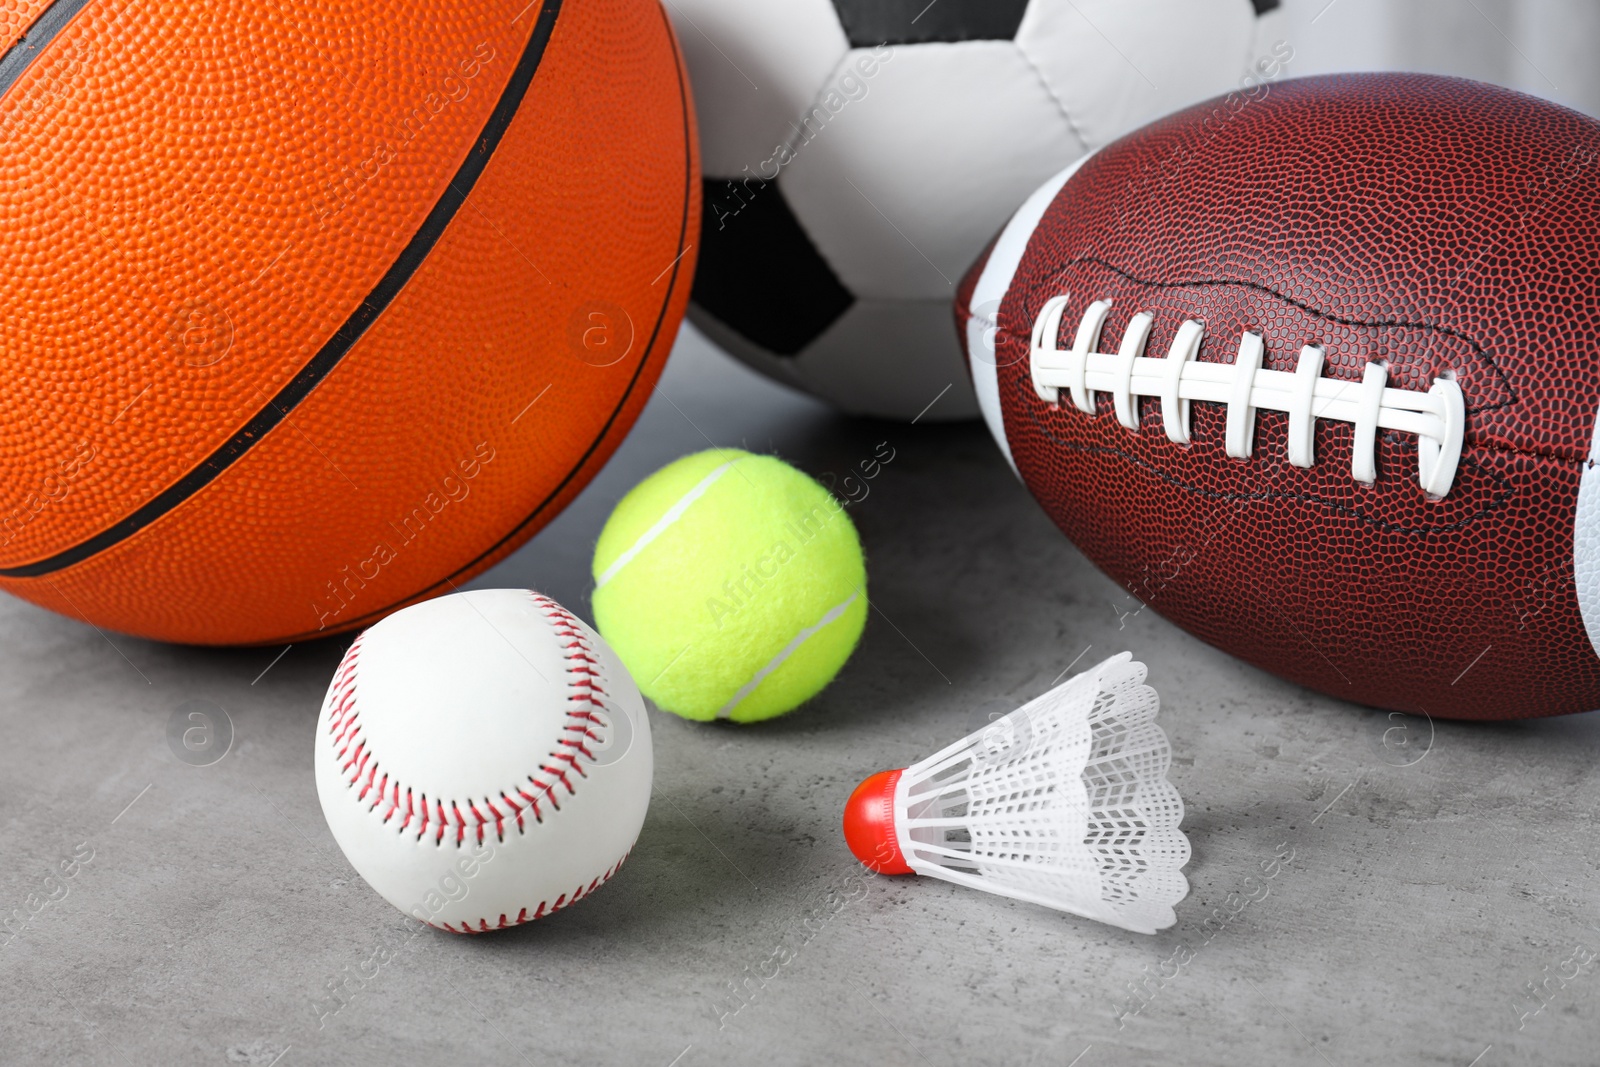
[592,449,867,723]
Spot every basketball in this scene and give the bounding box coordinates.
[0,0,698,645]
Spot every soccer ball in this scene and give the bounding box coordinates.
[670,0,1286,421]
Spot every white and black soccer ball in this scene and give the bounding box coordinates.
[671,0,1286,421]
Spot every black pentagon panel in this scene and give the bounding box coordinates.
[692,178,854,357]
[1252,0,1280,12]
[831,0,1030,46]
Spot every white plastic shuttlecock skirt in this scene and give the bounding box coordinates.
[894,653,1189,933]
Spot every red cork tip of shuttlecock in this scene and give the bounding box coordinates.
[843,769,912,875]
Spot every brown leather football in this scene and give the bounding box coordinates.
[957,73,1600,720]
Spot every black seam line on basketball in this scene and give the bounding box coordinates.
[269,1,696,643]
[0,0,91,99]
[1036,255,1520,416]
[1014,377,1516,537]
[0,0,565,581]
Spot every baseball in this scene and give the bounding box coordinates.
[313,588,651,933]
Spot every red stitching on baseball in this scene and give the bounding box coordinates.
[326,596,615,828]
[426,850,635,935]
[325,593,628,925]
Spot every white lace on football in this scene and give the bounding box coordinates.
[1028,294,1467,498]
[896,652,1188,934]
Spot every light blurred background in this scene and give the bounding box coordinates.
[1263,0,1600,118]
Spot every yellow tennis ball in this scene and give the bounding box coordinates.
[591,449,867,723]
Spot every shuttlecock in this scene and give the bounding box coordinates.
[842,653,1189,933]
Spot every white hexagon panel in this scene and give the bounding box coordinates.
[781,41,1086,304]
[672,0,1281,422]
[1017,0,1263,152]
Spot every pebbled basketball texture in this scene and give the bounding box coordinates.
[958,73,1600,720]
[0,0,698,645]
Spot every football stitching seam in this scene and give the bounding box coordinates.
[1011,373,1520,535]
[325,591,608,850]
[972,305,1571,465]
[1027,296,1466,495]
[988,254,1521,416]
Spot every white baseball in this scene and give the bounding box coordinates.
[313,588,651,933]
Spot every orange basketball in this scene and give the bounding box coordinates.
[0,0,698,644]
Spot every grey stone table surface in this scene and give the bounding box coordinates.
[4,326,1598,1067]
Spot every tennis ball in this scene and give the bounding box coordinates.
[592,449,867,723]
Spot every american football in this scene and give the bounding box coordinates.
[959,72,1600,721]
